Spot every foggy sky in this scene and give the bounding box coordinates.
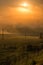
[0,0,43,27]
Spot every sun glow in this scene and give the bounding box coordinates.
[20,2,28,7]
[17,2,32,13]
[17,7,28,12]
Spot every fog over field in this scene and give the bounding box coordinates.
[0,23,43,37]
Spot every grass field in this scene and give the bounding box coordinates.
[0,35,43,65]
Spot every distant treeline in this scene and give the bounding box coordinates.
[0,24,43,36]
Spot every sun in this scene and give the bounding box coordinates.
[21,2,28,7]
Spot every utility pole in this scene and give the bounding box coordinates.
[25,30,26,43]
[2,28,4,40]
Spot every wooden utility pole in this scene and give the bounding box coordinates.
[2,28,4,40]
[23,28,26,43]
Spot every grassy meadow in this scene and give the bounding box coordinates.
[0,35,43,65]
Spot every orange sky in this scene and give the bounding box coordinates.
[0,0,43,27]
